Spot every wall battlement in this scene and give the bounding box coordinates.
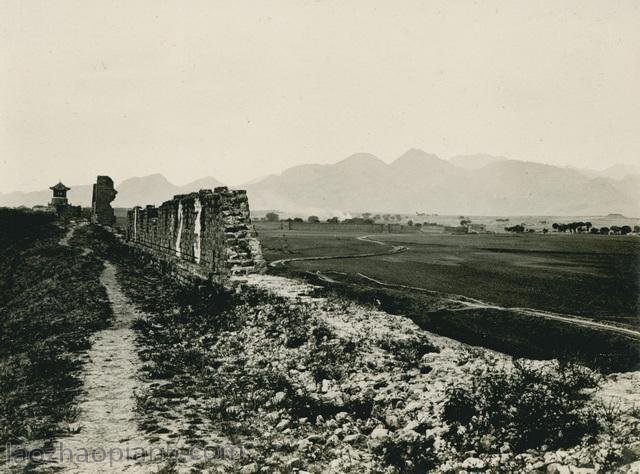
[125,187,265,287]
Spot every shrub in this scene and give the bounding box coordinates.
[375,431,436,473]
[306,336,358,382]
[442,359,600,453]
[311,322,335,343]
[378,335,439,369]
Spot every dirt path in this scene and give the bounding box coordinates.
[356,234,401,246]
[46,261,151,473]
[58,226,76,246]
[268,233,407,268]
[356,272,640,339]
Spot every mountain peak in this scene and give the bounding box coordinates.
[390,149,450,173]
[119,173,171,185]
[393,148,442,164]
[337,153,386,167]
[183,176,224,189]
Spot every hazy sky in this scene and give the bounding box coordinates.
[1,0,639,192]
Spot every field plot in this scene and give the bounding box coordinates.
[256,225,640,371]
[258,225,385,262]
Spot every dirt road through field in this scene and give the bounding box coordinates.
[356,272,640,339]
[269,233,407,268]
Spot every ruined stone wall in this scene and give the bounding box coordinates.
[126,187,265,286]
[91,176,117,226]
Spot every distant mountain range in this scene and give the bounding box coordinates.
[0,174,224,209]
[244,150,639,216]
[1,150,638,216]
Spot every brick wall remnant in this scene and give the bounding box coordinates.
[91,176,118,225]
[125,187,266,287]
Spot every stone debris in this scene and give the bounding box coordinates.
[234,273,640,473]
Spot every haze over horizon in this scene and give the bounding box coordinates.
[2,0,639,193]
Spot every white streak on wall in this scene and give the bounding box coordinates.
[175,202,183,256]
[193,198,202,263]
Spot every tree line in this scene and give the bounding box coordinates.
[263,212,416,226]
[552,222,637,235]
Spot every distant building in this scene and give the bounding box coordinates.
[48,181,81,218]
[49,182,70,207]
[468,223,486,233]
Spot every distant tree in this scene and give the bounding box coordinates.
[542,228,549,234]
[621,225,632,235]
[362,212,372,219]
[395,214,402,221]
[343,218,361,224]
[326,216,340,223]
[373,214,381,221]
[589,227,599,234]
[552,223,559,231]
[460,219,471,226]
[610,225,621,235]
[585,222,592,232]
[505,225,525,233]
[600,227,610,235]
[265,212,279,222]
[634,225,640,234]
[293,217,304,223]
[307,215,320,223]
[415,222,422,228]
[407,220,414,226]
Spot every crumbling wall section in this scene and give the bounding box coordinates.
[91,176,117,225]
[126,187,265,286]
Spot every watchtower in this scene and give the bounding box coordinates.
[49,182,70,207]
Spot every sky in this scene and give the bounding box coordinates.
[1,0,639,192]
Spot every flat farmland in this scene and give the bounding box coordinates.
[258,226,385,261]
[256,226,640,370]
[260,229,639,325]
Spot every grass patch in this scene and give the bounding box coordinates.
[0,210,111,446]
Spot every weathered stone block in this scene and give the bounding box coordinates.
[91,176,117,225]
